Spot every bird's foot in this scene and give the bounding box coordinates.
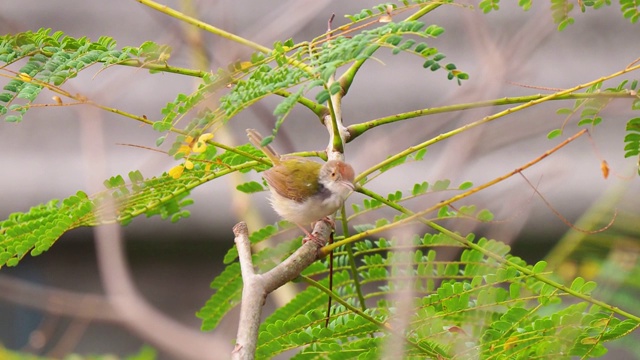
[320,216,335,228]
[300,218,335,247]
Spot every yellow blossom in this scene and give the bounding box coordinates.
[177,144,192,156]
[184,160,194,170]
[175,136,195,156]
[169,165,185,179]
[19,73,32,82]
[199,133,214,142]
[191,133,213,153]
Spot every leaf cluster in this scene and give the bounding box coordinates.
[0,28,170,122]
[479,0,638,29]
[1,1,640,358]
[201,221,640,358]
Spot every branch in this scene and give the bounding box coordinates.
[79,106,229,359]
[136,0,270,54]
[353,64,640,182]
[325,130,640,323]
[0,275,118,322]
[136,0,315,75]
[327,129,590,254]
[232,221,332,360]
[338,2,443,95]
[346,92,638,141]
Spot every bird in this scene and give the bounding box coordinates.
[246,129,355,240]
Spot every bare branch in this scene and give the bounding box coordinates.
[79,107,230,359]
[232,221,331,359]
[0,275,117,322]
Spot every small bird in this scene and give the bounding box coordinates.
[246,129,355,239]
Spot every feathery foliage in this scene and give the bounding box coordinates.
[1,0,640,358]
[480,0,639,27]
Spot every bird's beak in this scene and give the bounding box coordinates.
[342,180,355,191]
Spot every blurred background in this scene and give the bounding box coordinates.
[1,0,639,359]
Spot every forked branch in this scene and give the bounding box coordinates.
[231,221,332,360]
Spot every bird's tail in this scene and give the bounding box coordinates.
[246,128,280,165]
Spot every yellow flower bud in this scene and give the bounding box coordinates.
[169,165,185,179]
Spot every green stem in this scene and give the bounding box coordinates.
[339,2,442,95]
[334,129,588,254]
[117,59,207,77]
[347,92,638,141]
[137,0,316,76]
[111,160,259,224]
[354,64,640,182]
[300,275,388,329]
[324,84,345,153]
[274,89,327,119]
[136,0,270,53]
[339,205,368,311]
[334,187,640,323]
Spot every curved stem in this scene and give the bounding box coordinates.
[300,275,389,330]
[339,205,368,311]
[274,89,327,118]
[339,2,442,95]
[117,59,207,77]
[354,63,640,181]
[334,129,588,255]
[136,0,270,53]
[347,92,637,141]
[346,182,640,323]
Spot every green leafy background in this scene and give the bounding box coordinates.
[1,0,640,359]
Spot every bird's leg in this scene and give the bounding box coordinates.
[320,216,335,228]
[294,222,315,240]
[298,217,335,246]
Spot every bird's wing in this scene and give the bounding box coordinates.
[264,159,321,203]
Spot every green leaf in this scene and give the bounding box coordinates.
[602,320,640,341]
[477,209,494,222]
[329,81,342,95]
[4,115,21,123]
[547,129,563,139]
[579,281,597,295]
[558,17,575,31]
[236,181,266,194]
[155,135,166,146]
[570,276,585,291]
[414,148,427,161]
[412,181,428,196]
[197,263,242,330]
[315,89,330,104]
[432,179,450,191]
[532,260,547,274]
[458,181,473,190]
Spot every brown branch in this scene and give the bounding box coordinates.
[0,275,118,322]
[79,106,230,359]
[517,172,617,234]
[232,220,332,359]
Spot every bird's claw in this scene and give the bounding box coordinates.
[302,232,325,247]
[301,217,335,247]
[320,216,335,228]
